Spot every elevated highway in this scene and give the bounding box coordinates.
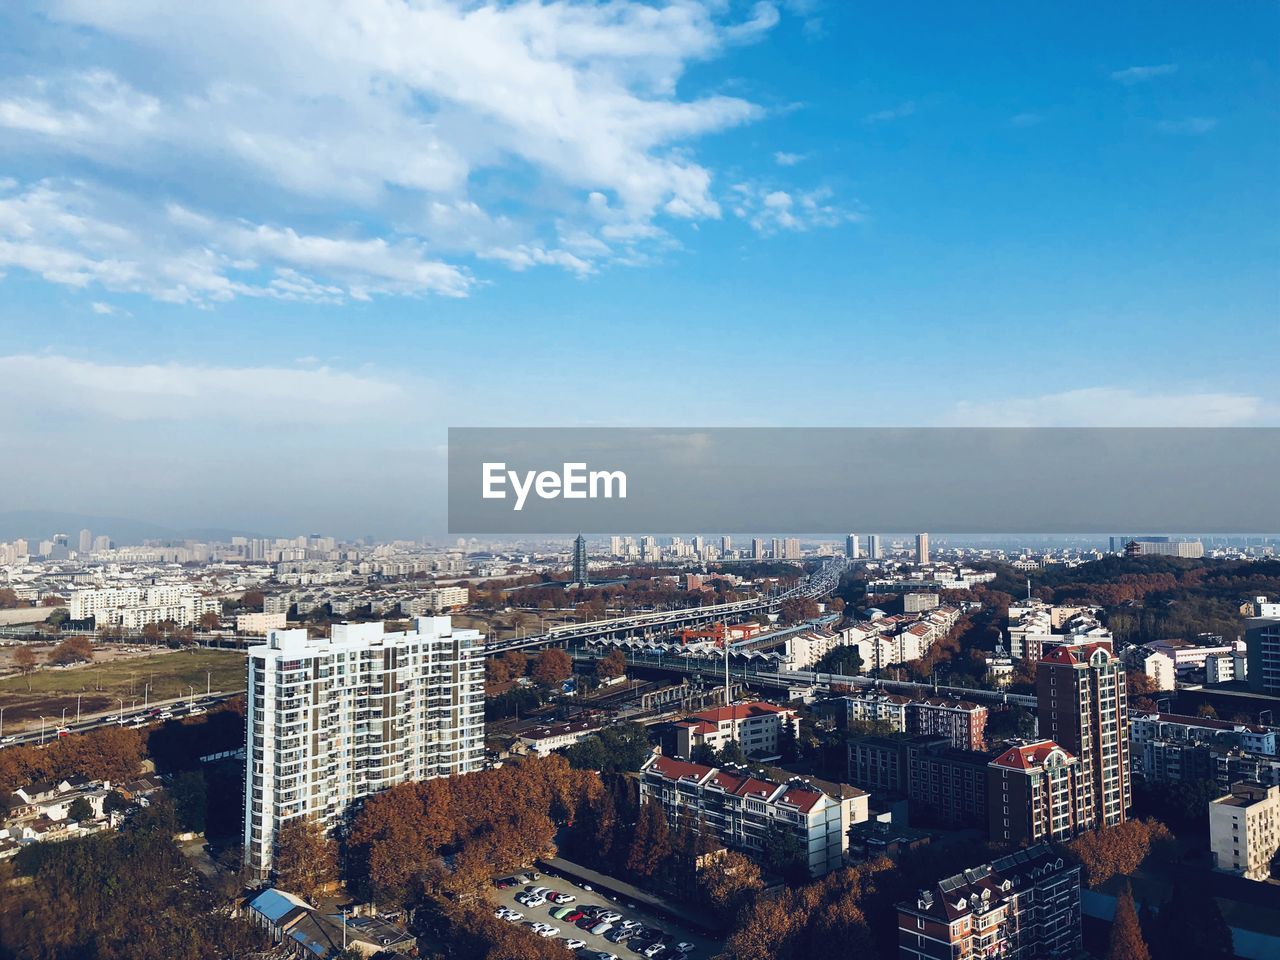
[483,557,848,655]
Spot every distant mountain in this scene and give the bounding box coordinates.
[0,511,264,545]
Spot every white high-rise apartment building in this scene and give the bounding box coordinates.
[845,534,860,559]
[868,535,882,559]
[243,616,485,881]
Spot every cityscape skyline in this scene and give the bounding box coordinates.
[2,2,1277,535]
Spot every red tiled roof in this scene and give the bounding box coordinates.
[776,787,823,813]
[989,740,1074,771]
[1040,642,1111,666]
[647,755,713,782]
[684,701,791,724]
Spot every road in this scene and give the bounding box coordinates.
[484,558,849,655]
[577,649,1037,709]
[0,689,244,748]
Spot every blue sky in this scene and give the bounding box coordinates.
[0,1,1276,536]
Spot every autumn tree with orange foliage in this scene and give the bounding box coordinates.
[1067,819,1172,889]
[0,725,145,793]
[725,857,894,960]
[699,850,764,923]
[273,817,338,899]
[349,754,597,904]
[531,648,572,686]
[49,635,94,665]
[1106,881,1150,960]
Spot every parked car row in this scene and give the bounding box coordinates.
[494,871,701,959]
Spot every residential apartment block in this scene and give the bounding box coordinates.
[639,755,868,876]
[1037,643,1131,830]
[841,693,987,751]
[69,584,220,628]
[1130,712,1277,784]
[1246,618,1280,696]
[243,616,484,881]
[673,701,799,759]
[897,845,1082,960]
[1209,781,1280,882]
[847,735,993,827]
[988,741,1083,845]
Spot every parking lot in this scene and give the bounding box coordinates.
[487,871,721,960]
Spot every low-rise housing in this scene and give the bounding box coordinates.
[639,754,868,876]
[516,718,602,756]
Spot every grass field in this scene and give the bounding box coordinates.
[0,647,246,728]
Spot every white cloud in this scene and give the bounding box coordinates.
[1156,117,1218,135]
[90,301,115,314]
[944,387,1267,427]
[0,0,791,294]
[0,179,471,303]
[0,353,413,423]
[1110,64,1177,85]
[773,151,806,166]
[864,100,915,123]
[730,183,859,233]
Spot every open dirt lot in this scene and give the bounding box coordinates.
[0,646,245,729]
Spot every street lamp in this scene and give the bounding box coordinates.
[116,698,125,723]
[76,692,83,724]
[40,716,48,745]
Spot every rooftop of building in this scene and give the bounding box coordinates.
[989,739,1075,771]
[673,701,792,728]
[518,718,601,740]
[902,844,1076,922]
[642,754,858,813]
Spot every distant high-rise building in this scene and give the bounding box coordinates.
[92,535,111,552]
[1038,643,1131,830]
[752,538,765,560]
[916,533,929,565]
[572,534,589,585]
[721,535,732,556]
[243,617,484,881]
[78,528,93,554]
[609,536,622,557]
[1113,536,1204,558]
[867,535,881,559]
[1245,617,1280,696]
[771,538,783,560]
[845,534,860,559]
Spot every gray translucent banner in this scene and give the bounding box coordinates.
[447,427,1279,534]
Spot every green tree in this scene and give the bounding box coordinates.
[1151,878,1233,960]
[761,823,806,883]
[169,771,208,834]
[67,796,94,822]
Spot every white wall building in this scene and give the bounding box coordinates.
[243,616,485,881]
[639,754,868,876]
[1210,781,1280,882]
